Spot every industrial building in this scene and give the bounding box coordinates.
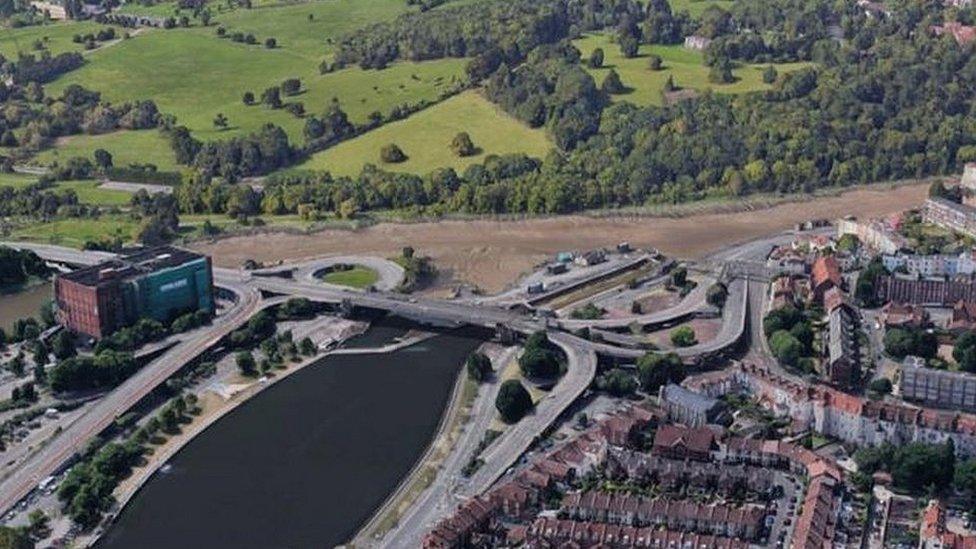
[54,246,214,339]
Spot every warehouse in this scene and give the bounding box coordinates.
[54,246,214,339]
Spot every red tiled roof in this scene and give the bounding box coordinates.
[812,256,842,289]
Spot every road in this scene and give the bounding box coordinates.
[253,255,405,292]
[458,332,597,496]
[370,346,517,548]
[0,268,261,517]
[0,238,768,522]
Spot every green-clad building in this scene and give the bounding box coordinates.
[55,246,214,339]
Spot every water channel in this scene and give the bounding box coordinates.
[97,319,488,548]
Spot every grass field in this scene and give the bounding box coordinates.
[115,1,186,18]
[321,265,379,288]
[57,180,133,206]
[0,21,123,58]
[667,0,734,17]
[0,172,40,189]
[211,0,409,60]
[12,216,137,247]
[0,173,130,205]
[33,130,179,171]
[296,91,553,176]
[574,33,813,107]
[47,28,466,144]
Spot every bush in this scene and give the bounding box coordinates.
[588,47,604,68]
[670,326,697,347]
[451,132,476,157]
[380,143,407,163]
[495,379,532,423]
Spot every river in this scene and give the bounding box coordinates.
[97,321,488,549]
[0,283,50,332]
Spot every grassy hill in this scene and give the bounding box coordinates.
[573,33,812,107]
[0,21,123,58]
[33,130,179,171]
[295,91,553,176]
[210,0,409,61]
[45,27,465,142]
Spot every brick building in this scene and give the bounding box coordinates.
[54,246,214,339]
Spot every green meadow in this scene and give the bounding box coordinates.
[0,172,40,189]
[296,91,553,176]
[667,0,734,18]
[34,130,179,171]
[0,21,123,58]
[573,33,812,107]
[321,266,380,289]
[56,180,133,206]
[11,216,137,247]
[46,28,465,144]
[211,0,409,60]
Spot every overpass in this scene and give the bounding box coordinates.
[0,241,758,519]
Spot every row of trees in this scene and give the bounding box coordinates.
[0,247,48,288]
[0,82,159,152]
[335,0,641,70]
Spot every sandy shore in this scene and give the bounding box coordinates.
[192,182,927,294]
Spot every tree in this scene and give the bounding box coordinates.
[52,330,76,360]
[868,377,892,396]
[299,337,316,356]
[518,346,560,378]
[885,328,936,359]
[636,352,684,393]
[213,113,228,131]
[380,143,407,163]
[955,331,976,373]
[595,368,637,397]
[495,379,532,423]
[518,331,561,378]
[466,351,492,382]
[451,132,476,157]
[708,57,734,84]
[265,37,277,48]
[670,266,687,288]
[619,35,638,58]
[280,78,301,96]
[242,91,255,105]
[601,69,626,95]
[670,326,697,347]
[261,87,282,109]
[648,54,663,70]
[93,148,113,170]
[663,75,677,92]
[0,526,32,549]
[160,407,179,433]
[769,330,802,367]
[235,351,256,376]
[929,180,947,198]
[762,65,778,84]
[28,508,49,539]
[706,282,728,308]
[588,47,604,68]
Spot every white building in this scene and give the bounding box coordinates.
[882,250,976,278]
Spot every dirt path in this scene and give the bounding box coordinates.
[192,182,928,293]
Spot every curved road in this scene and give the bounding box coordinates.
[253,255,405,292]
